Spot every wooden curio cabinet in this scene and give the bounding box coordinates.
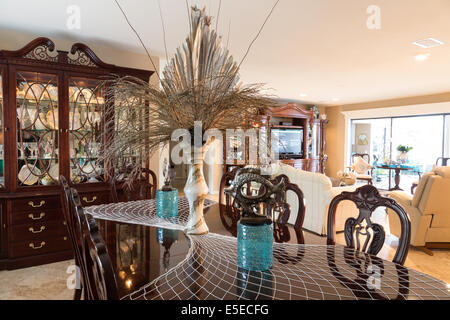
[223,103,327,174]
[0,38,153,269]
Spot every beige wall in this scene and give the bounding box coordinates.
[324,93,450,178]
[353,123,371,155]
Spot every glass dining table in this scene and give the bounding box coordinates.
[84,198,450,300]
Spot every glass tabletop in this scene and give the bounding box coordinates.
[87,201,450,300]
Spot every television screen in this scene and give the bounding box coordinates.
[271,128,303,157]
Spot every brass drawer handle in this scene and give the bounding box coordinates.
[29,241,46,250]
[28,226,46,233]
[28,212,46,220]
[82,196,97,203]
[28,200,46,208]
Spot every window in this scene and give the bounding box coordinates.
[350,113,449,190]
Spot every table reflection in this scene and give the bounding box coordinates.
[94,204,448,300]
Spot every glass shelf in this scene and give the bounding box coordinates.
[16,71,59,187]
[69,77,105,184]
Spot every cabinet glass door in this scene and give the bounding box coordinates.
[16,71,59,187]
[0,71,4,188]
[68,77,104,184]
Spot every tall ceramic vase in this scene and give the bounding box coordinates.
[184,145,209,235]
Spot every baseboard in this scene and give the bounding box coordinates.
[4,250,73,270]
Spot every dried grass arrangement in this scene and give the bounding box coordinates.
[101,6,275,182]
[100,4,279,234]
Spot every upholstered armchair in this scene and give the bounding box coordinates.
[411,157,449,194]
[388,166,450,255]
[348,153,373,185]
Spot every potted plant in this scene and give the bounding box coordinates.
[396,145,413,163]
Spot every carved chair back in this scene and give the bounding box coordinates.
[351,153,371,165]
[436,157,450,167]
[327,185,411,265]
[60,176,84,299]
[219,169,305,231]
[268,174,305,231]
[110,167,157,202]
[71,188,119,300]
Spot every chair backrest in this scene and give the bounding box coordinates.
[352,153,370,165]
[219,169,305,231]
[327,185,411,265]
[436,157,450,166]
[71,188,119,300]
[110,167,157,202]
[268,174,305,231]
[60,175,87,298]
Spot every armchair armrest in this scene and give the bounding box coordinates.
[389,191,413,208]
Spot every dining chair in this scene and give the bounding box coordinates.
[71,188,120,300]
[349,153,374,185]
[327,184,411,265]
[109,167,157,202]
[59,175,85,300]
[269,174,305,231]
[219,169,305,232]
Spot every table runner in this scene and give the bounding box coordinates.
[85,200,450,300]
[124,233,450,300]
[85,197,216,231]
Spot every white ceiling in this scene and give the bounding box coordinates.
[1,0,450,106]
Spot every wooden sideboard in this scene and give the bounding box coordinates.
[223,103,327,174]
[0,37,153,269]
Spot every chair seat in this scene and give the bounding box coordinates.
[356,174,372,180]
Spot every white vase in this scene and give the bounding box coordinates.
[397,151,408,163]
[184,145,209,235]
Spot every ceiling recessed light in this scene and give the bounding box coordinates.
[412,38,444,49]
[299,93,307,97]
[414,53,430,61]
[332,98,340,102]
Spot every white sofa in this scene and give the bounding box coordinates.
[262,163,360,235]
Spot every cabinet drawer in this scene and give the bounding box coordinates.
[78,192,111,207]
[11,196,61,212]
[10,208,63,225]
[10,220,68,242]
[10,235,72,258]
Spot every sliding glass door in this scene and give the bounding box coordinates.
[391,115,443,173]
[350,113,449,190]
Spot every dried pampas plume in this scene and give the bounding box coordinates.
[101,6,276,184]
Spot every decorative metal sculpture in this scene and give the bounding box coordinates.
[224,167,286,224]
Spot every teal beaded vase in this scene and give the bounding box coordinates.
[156,182,178,218]
[237,220,273,271]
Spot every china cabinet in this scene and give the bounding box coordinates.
[0,37,153,269]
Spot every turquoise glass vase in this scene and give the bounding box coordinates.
[156,188,178,218]
[237,220,273,271]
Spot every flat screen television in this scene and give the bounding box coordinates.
[271,127,303,159]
